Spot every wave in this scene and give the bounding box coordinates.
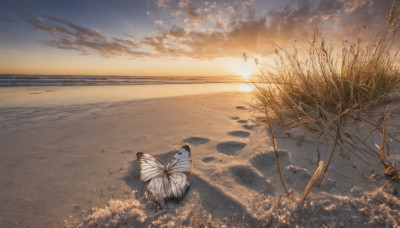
[0,75,244,87]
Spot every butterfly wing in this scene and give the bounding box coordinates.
[148,173,189,206]
[147,176,168,207]
[168,145,192,174]
[136,152,164,182]
[137,146,191,207]
[164,145,191,203]
[168,173,190,200]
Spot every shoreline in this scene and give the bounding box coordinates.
[0,83,252,107]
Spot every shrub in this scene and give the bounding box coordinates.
[251,0,400,199]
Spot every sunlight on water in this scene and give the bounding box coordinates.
[238,84,254,92]
[0,83,250,107]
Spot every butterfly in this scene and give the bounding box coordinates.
[136,145,192,207]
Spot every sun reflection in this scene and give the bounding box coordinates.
[238,84,254,92]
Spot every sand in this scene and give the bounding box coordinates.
[0,91,399,227]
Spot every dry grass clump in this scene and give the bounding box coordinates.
[251,0,400,200]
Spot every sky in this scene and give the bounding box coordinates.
[0,0,394,77]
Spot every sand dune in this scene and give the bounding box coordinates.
[0,92,399,227]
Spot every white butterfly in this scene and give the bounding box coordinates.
[136,145,192,207]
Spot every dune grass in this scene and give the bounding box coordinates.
[251,0,400,200]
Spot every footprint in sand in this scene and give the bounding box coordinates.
[250,151,289,173]
[227,165,274,194]
[243,125,254,130]
[202,156,216,163]
[183,136,210,146]
[216,141,246,155]
[237,119,248,124]
[230,116,240,120]
[236,106,248,110]
[227,130,250,138]
[121,150,132,155]
[285,165,313,192]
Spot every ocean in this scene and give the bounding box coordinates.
[0,75,251,107]
[0,75,243,87]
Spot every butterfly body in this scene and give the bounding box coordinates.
[137,145,191,207]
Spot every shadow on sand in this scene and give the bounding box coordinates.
[123,149,263,226]
[216,141,246,155]
[183,137,210,146]
[227,130,251,138]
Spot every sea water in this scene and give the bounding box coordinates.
[0,75,252,107]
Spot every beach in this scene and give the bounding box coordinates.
[0,86,399,227]
[1,0,399,226]
[0,88,254,227]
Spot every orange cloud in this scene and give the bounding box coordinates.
[21,0,396,60]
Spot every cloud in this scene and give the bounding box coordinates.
[184,6,210,24]
[144,0,395,58]
[151,0,217,25]
[154,20,164,26]
[154,0,172,8]
[141,25,189,56]
[179,0,191,8]
[182,17,273,58]
[21,0,397,60]
[20,12,150,58]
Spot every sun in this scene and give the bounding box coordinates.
[240,71,250,80]
[230,59,256,81]
[234,67,251,80]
